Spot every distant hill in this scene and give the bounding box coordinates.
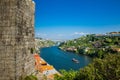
[35,38,55,48]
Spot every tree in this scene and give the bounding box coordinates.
[55,54,120,80]
[54,70,77,80]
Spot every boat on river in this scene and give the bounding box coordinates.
[72,58,79,63]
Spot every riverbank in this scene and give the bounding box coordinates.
[59,34,120,58]
[34,53,60,80]
[40,46,92,71]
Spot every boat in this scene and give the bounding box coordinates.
[72,58,79,63]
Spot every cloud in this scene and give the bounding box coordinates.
[72,32,89,36]
[37,33,47,36]
[36,33,48,38]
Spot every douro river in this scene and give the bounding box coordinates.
[40,46,92,71]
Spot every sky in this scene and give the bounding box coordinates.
[33,0,120,40]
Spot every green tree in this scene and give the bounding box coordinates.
[24,75,38,80]
[55,54,120,80]
[54,70,77,80]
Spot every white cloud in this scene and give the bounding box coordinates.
[72,32,89,36]
[37,33,47,36]
[36,33,48,38]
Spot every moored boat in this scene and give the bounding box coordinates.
[72,58,79,63]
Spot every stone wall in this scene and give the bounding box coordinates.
[0,0,36,80]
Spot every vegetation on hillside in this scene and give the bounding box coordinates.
[19,74,38,80]
[54,53,120,80]
[35,38,55,48]
[34,38,55,54]
[55,32,120,80]
[59,32,120,58]
[22,75,38,80]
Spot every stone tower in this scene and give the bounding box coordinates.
[0,0,36,80]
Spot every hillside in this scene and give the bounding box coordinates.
[35,38,55,53]
[59,32,120,58]
[55,32,120,80]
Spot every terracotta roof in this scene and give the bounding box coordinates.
[34,54,54,72]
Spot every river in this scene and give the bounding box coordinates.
[40,46,92,71]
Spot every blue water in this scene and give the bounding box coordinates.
[40,46,92,71]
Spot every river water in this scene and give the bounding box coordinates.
[40,46,92,71]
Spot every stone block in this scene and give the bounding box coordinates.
[0,0,36,80]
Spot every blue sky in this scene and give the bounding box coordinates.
[33,0,120,40]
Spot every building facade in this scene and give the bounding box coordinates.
[0,0,36,80]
